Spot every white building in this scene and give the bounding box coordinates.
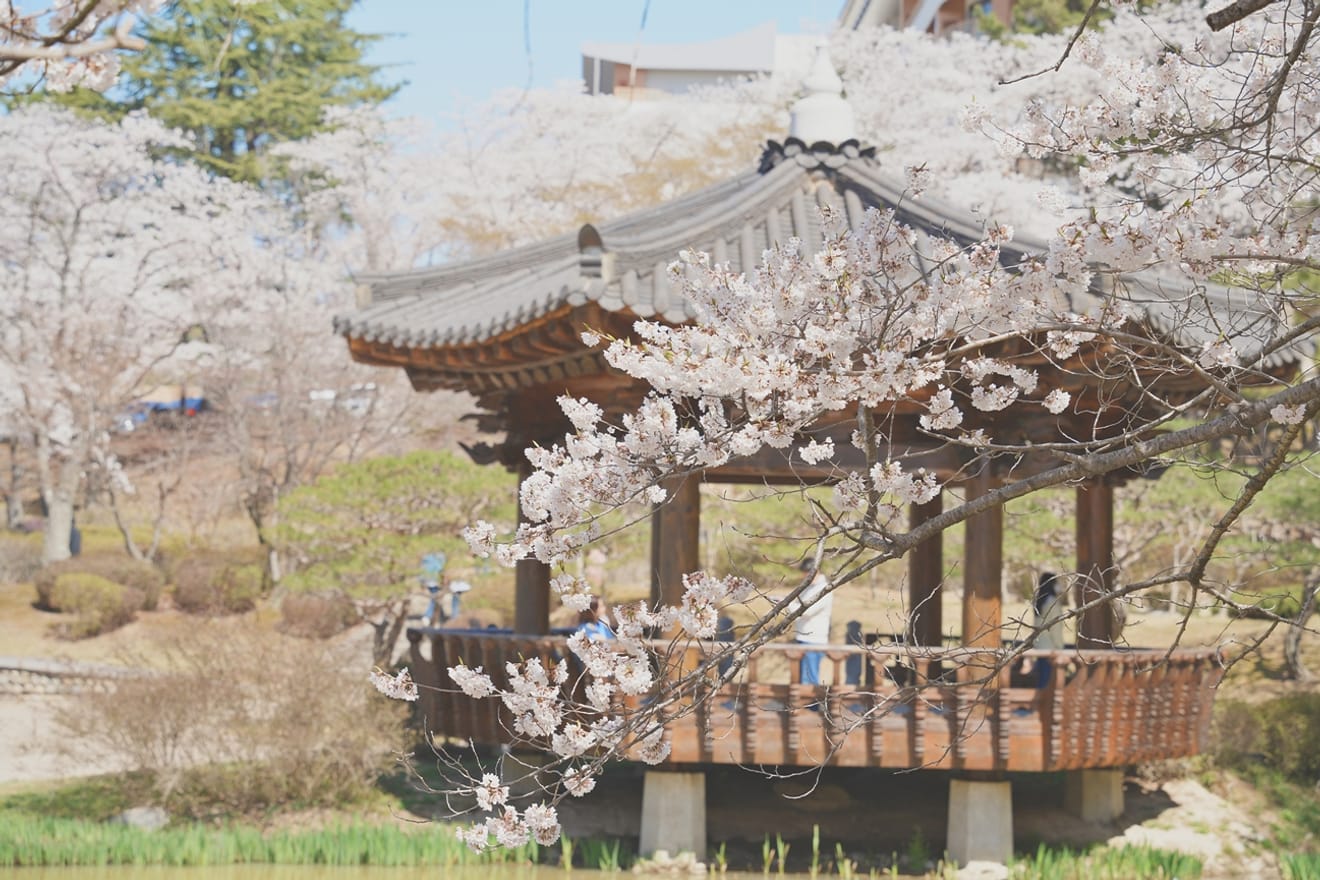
[581,2,1015,101]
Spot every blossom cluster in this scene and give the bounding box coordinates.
[465,203,1106,570]
[369,667,418,702]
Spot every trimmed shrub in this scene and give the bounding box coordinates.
[279,592,359,639]
[47,572,144,639]
[33,555,166,611]
[172,559,263,616]
[94,557,166,611]
[34,560,76,609]
[1214,695,1320,783]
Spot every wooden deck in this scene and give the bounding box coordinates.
[407,629,1225,772]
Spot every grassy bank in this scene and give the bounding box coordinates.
[0,812,539,868]
[0,808,1209,877]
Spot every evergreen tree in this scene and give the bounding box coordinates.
[53,0,397,182]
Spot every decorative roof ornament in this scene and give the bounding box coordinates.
[760,43,873,173]
[790,43,856,145]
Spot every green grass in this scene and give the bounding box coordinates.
[0,771,156,821]
[0,812,540,868]
[1225,765,1320,853]
[1012,842,1203,879]
[1281,852,1320,880]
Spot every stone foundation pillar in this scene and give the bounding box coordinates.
[1065,768,1124,822]
[947,778,1013,866]
[640,770,706,857]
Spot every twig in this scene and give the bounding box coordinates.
[998,0,1105,85]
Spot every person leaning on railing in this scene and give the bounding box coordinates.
[784,559,833,686]
[577,596,615,641]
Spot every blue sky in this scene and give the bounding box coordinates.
[346,1,840,123]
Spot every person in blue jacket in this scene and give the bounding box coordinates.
[577,596,615,640]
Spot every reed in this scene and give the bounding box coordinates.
[1012,842,1203,879]
[1280,852,1320,880]
[0,814,540,868]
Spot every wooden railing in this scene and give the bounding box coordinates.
[406,629,1225,772]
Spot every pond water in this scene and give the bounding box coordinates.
[4,868,566,880]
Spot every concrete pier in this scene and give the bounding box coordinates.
[947,778,1013,866]
[640,770,706,857]
[1065,768,1125,822]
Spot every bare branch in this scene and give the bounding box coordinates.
[1206,0,1280,32]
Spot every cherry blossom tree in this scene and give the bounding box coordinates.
[278,87,785,266]
[202,275,417,577]
[0,0,161,92]
[0,104,351,564]
[367,1,1319,847]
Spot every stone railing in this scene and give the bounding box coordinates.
[0,657,147,695]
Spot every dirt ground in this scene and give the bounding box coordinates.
[0,694,127,786]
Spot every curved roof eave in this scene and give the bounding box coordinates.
[337,148,1309,371]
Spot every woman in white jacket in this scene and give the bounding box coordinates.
[787,559,833,686]
[1032,572,1066,687]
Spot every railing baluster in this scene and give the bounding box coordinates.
[912,657,927,767]
[743,655,759,765]
[868,655,885,764]
[1048,652,1065,769]
[996,662,1012,766]
[786,646,802,763]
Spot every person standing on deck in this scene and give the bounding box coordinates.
[1031,572,1066,686]
[787,559,833,686]
[577,596,615,641]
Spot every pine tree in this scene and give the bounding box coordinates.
[54,0,397,183]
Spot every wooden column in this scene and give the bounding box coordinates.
[909,493,944,647]
[1076,478,1115,650]
[961,468,1003,669]
[514,465,551,635]
[652,475,701,609]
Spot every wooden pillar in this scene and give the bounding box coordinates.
[909,493,944,647]
[652,475,701,609]
[514,465,551,635]
[962,468,1003,678]
[1076,478,1115,650]
[986,0,1012,29]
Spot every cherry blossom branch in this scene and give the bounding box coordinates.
[0,15,143,62]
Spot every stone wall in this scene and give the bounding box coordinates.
[0,657,145,695]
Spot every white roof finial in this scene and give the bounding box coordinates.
[789,43,855,145]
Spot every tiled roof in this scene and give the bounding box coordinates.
[336,142,1304,371]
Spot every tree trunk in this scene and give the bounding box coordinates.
[4,438,21,530]
[42,492,74,564]
[1284,572,1319,681]
[369,598,411,668]
[245,489,283,585]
